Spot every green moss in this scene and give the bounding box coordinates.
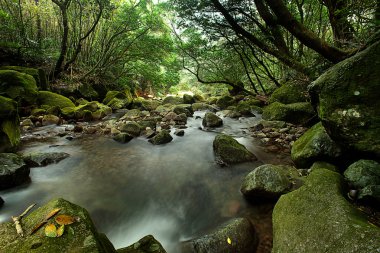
[1,118,20,147]
[272,169,380,253]
[216,95,235,109]
[0,66,48,90]
[344,160,380,189]
[0,95,17,118]
[103,90,132,109]
[78,83,98,99]
[37,91,75,109]
[31,108,46,117]
[269,81,308,104]
[0,70,38,104]
[309,161,339,172]
[262,102,315,125]
[162,96,183,105]
[236,100,263,115]
[117,235,166,253]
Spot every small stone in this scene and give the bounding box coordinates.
[174,129,185,136]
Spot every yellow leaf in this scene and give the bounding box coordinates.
[56,225,65,237]
[227,237,232,245]
[45,208,61,220]
[55,214,76,225]
[45,224,57,237]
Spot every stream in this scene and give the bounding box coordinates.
[0,112,290,252]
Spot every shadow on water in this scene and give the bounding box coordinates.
[0,112,287,252]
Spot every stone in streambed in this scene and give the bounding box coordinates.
[120,121,141,137]
[262,102,315,125]
[0,153,30,190]
[23,152,70,167]
[113,133,134,143]
[149,130,172,145]
[117,235,166,253]
[202,112,223,127]
[174,129,185,136]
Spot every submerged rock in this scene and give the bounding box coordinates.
[272,169,380,253]
[0,198,116,253]
[262,102,315,125]
[213,134,256,165]
[117,235,166,253]
[202,112,223,127]
[0,153,30,190]
[149,130,172,145]
[23,152,70,167]
[182,218,258,253]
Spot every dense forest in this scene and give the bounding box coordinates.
[0,0,379,252]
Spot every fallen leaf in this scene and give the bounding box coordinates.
[45,224,57,237]
[56,225,65,237]
[30,208,62,235]
[227,237,232,245]
[45,208,61,220]
[55,214,76,225]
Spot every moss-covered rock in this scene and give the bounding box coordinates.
[193,94,205,102]
[272,169,380,253]
[116,235,166,253]
[235,100,263,116]
[120,121,141,137]
[262,102,315,125]
[269,81,308,104]
[1,118,21,151]
[344,160,380,189]
[37,91,75,109]
[0,66,48,90]
[0,95,17,118]
[78,83,99,100]
[103,90,132,109]
[132,97,160,111]
[162,96,183,105]
[182,218,257,253]
[191,103,216,112]
[0,153,29,190]
[309,161,339,173]
[0,70,38,104]
[42,114,60,126]
[291,122,342,168]
[148,130,172,145]
[213,134,257,165]
[173,104,193,117]
[202,112,223,127]
[113,133,134,143]
[309,41,380,157]
[216,95,235,109]
[183,94,195,104]
[0,198,116,253]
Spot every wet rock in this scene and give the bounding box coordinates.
[174,129,185,136]
[173,104,194,117]
[182,218,258,253]
[113,133,134,143]
[0,96,20,152]
[149,130,172,145]
[144,128,156,138]
[163,112,178,122]
[262,102,315,125]
[213,134,256,165]
[23,152,70,167]
[259,120,287,129]
[0,153,30,190]
[132,97,161,111]
[216,95,235,109]
[241,164,301,200]
[162,96,183,105]
[103,90,133,109]
[269,81,308,104]
[344,160,380,189]
[192,103,217,112]
[309,41,380,157]
[20,119,34,127]
[117,235,166,253]
[309,161,339,173]
[291,122,342,168]
[202,112,223,127]
[121,109,143,120]
[0,198,116,253]
[272,169,380,253]
[120,121,141,137]
[183,94,195,104]
[41,114,60,126]
[174,113,187,124]
[0,70,38,104]
[235,100,263,116]
[84,126,98,134]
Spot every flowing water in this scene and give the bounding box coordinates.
[0,112,289,252]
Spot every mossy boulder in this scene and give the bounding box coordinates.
[202,112,223,127]
[113,133,134,144]
[182,218,258,253]
[173,104,193,117]
[344,160,380,189]
[78,83,98,100]
[120,121,141,137]
[0,153,29,190]
[103,90,132,109]
[191,103,217,112]
[117,235,166,253]
[309,161,339,173]
[241,164,301,200]
[262,102,315,125]
[148,130,172,145]
[291,122,342,168]
[162,96,183,105]
[0,66,48,90]
[269,81,308,104]
[272,169,380,253]
[42,114,60,126]
[1,118,21,152]
[309,41,380,157]
[183,94,195,104]
[235,100,263,116]
[0,198,116,253]
[132,97,160,111]
[0,70,38,104]
[213,134,257,165]
[216,95,235,109]
[0,95,17,118]
[37,91,75,109]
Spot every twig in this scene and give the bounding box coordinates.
[12,204,36,237]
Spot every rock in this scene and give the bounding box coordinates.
[183,94,195,104]
[0,70,38,104]
[272,169,380,253]
[191,103,217,112]
[78,83,98,100]
[291,122,342,168]
[358,185,380,203]
[182,218,258,253]
[121,109,143,120]
[117,235,166,253]
[173,104,193,117]
[174,113,187,124]
[193,94,205,102]
[120,121,141,137]
[309,161,339,173]
[213,134,256,165]
[37,91,75,109]
[132,97,161,111]
[163,112,177,122]
[174,129,185,136]
[259,120,287,129]
[162,96,183,105]
[0,66,48,90]
[23,152,70,167]
[216,95,235,109]
[0,198,116,253]
[42,114,60,126]
[113,133,134,143]
[103,90,133,109]
[344,160,380,189]
[0,96,20,152]
[309,41,380,157]
[0,196,3,208]
[0,153,30,190]
[202,112,223,127]
[235,100,263,116]
[144,128,156,138]
[269,81,308,104]
[148,130,172,145]
[241,164,301,200]
[262,102,315,125]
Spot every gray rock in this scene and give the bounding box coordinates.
[149,130,173,145]
[358,185,380,203]
[344,160,380,189]
[120,121,141,137]
[174,129,185,136]
[0,196,4,208]
[173,104,193,117]
[117,235,166,253]
[0,153,30,190]
[23,152,70,167]
[202,112,223,127]
[113,133,134,143]
[41,114,60,126]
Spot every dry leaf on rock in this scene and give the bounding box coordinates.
[45,224,57,237]
[56,225,65,237]
[55,214,76,225]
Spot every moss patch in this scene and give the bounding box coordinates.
[262,102,315,125]
[0,70,38,104]
[37,91,75,109]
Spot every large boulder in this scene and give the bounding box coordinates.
[272,169,380,253]
[0,96,20,152]
[344,160,380,189]
[182,218,258,253]
[241,164,302,200]
[162,96,183,105]
[202,112,223,127]
[23,152,70,167]
[103,90,133,110]
[0,70,38,104]
[216,95,235,109]
[262,102,315,125]
[120,121,141,137]
[183,94,195,104]
[191,103,217,112]
[0,198,116,253]
[235,100,263,116]
[291,122,342,168]
[269,81,308,104]
[148,130,172,145]
[213,134,257,165]
[0,153,30,190]
[173,104,193,117]
[309,41,380,157]
[117,235,166,253]
[0,66,48,90]
[37,91,75,109]
[132,97,160,111]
